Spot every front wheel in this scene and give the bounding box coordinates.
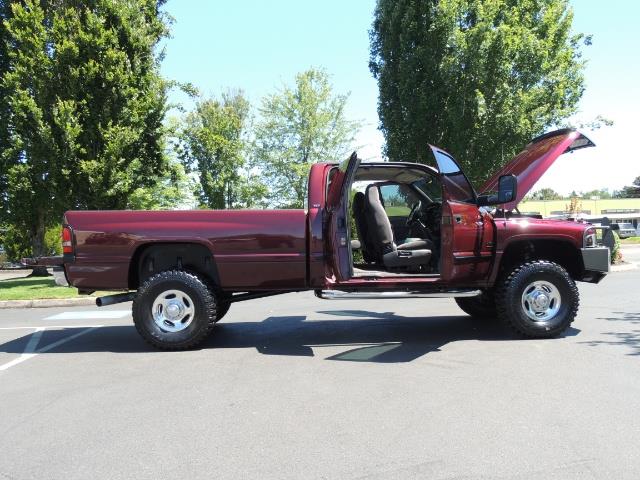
[496,260,579,338]
[132,270,217,350]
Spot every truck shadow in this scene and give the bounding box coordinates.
[580,311,640,356]
[0,312,581,363]
[208,313,578,362]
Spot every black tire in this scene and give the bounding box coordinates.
[455,290,497,319]
[132,270,217,350]
[496,260,579,338]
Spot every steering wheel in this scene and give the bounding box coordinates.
[406,201,423,226]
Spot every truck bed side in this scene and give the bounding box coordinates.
[64,209,307,291]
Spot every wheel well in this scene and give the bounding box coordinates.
[128,243,219,290]
[499,240,583,279]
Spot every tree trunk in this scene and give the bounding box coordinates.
[29,211,50,277]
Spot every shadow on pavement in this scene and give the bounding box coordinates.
[0,312,581,363]
[581,311,640,356]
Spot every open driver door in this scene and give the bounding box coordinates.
[430,145,495,283]
[324,152,361,283]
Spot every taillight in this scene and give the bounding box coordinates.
[62,226,73,254]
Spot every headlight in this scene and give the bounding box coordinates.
[584,227,597,247]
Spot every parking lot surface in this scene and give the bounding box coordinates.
[1,269,639,480]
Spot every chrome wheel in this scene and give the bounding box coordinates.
[152,289,195,333]
[520,280,561,323]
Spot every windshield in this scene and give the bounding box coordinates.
[412,177,442,203]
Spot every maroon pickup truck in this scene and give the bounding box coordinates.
[42,129,610,350]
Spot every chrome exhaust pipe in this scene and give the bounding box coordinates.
[96,292,136,307]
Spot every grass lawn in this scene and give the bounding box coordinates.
[620,237,640,244]
[0,277,113,301]
[385,206,411,217]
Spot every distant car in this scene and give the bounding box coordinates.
[610,223,637,238]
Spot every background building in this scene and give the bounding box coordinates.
[518,198,640,232]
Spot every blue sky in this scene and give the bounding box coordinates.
[161,0,639,195]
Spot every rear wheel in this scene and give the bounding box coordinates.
[455,290,497,319]
[133,270,216,350]
[496,261,579,338]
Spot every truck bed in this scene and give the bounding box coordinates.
[63,209,308,291]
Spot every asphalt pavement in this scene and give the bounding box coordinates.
[1,268,639,479]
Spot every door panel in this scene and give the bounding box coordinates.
[430,145,494,283]
[440,202,494,282]
[325,152,360,283]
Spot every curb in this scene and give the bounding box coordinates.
[0,297,99,309]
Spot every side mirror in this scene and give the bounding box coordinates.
[477,174,518,206]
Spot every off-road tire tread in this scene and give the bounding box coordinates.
[133,270,217,350]
[496,260,579,338]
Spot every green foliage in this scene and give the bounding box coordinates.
[617,176,640,199]
[0,0,170,257]
[127,161,196,210]
[525,188,563,201]
[254,68,360,208]
[178,92,266,209]
[580,188,612,200]
[2,224,61,262]
[370,0,588,184]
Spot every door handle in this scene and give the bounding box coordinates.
[455,215,462,224]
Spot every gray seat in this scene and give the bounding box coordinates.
[363,185,432,269]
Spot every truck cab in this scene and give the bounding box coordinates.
[315,129,607,293]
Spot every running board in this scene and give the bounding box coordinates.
[316,289,481,300]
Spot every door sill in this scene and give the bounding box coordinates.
[352,266,439,279]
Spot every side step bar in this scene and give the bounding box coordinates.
[316,289,481,300]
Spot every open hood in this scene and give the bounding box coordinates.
[480,129,595,210]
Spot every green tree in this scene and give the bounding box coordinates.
[0,0,170,271]
[525,188,563,201]
[178,92,265,209]
[370,0,588,184]
[617,176,640,199]
[580,188,612,199]
[127,161,196,210]
[254,68,360,208]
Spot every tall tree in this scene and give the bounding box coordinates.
[178,92,265,209]
[617,176,640,199]
[0,0,170,267]
[253,68,360,208]
[370,0,588,184]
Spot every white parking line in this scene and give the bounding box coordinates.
[0,325,103,330]
[0,326,102,372]
[44,310,130,320]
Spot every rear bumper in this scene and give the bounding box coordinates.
[579,247,610,283]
